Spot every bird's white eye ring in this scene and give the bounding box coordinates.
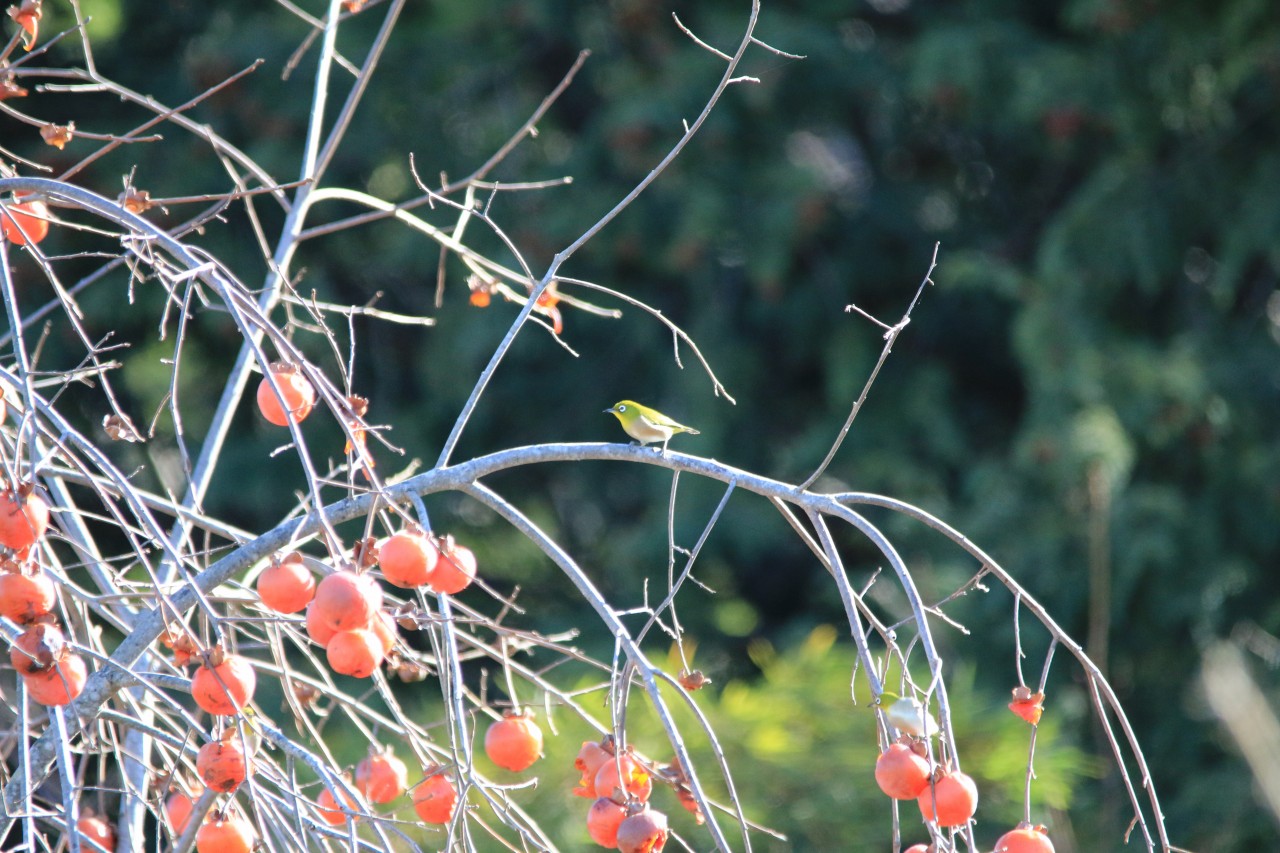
[618,404,627,412]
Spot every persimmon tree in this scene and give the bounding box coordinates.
[0,1,1182,851]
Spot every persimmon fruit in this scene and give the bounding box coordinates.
[594,752,651,802]
[355,750,408,804]
[379,530,437,588]
[574,740,612,798]
[0,200,50,246]
[191,653,256,715]
[77,814,115,852]
[484,711,543,772]
[195,811,254,853]
[9,621,65,675]
[317,784,360,825]
[429,537,476,595]
[586,797,626,848]
[23,651,86,706]
[326,627,384,678]
[412,771,458,825]
[165,789,197,834]
[256,363,315,426]
[917,769,979,827]
[875,742,931,800]
[256,553,315,613]
[312,570,382,632]
[0,571,57,624]
[197,736,252,793]
[0,488,50,550]
[616,808,669,853]
[995,824,1056,853]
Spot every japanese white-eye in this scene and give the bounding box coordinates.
[877,691,939,738]
[604,400,700,453]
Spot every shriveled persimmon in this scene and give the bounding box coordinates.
[355,749,408,804]
[191,652,257,716]
[0,570,57,624]
[484,710,543,772]
[0,487,50,550]
[412,770,458,825]
[312,569,382,632]
[574,740,613,798]
[1009,686,1045,725]
[256,552,315,613]
[256,363,316,426]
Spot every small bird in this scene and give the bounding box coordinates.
[877,692,939,738]
[604,400,700,453]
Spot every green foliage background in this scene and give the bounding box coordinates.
[6,0,1280,849]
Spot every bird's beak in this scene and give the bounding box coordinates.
[602,407,614,414]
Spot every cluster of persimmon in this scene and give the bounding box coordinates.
[574,738,672,852]
[1,486,89,707]
[875,687,1055,851]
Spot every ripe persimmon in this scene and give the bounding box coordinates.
[0,488,50,550]
[194,810,254,853]
[23,651,87,706]
[165,789,198,834]
[317,783,360,825]
[326,627,384,678]
[369,609,397,656]
[256,553,315,613]
[616,808,669,853]
[594,752,651,802]
[484,711,543,772]
[305,602,337,648]
[312,570,382,632]
[77,814,115,852]
[429,536,476,595]
[0,570,57,624]
[191,653,257,716]
[355,749,408,804]
[0,200,50,246]
[875,742,931,800]
[9,621,65,675]
[412,770,458,825]
[995,824,1056,853]
[917,769,979,828]
[256,363,316,426]
[586,797,626,848]
[379,529,437,588]
[197,734,252,793]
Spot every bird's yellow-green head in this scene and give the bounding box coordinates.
[604,400,699,450]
